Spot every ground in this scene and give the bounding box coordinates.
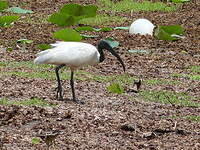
[0,0,200,149]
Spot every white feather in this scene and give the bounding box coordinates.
[129,18,155,36]
[34,42,100,69]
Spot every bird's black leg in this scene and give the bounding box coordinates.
[55,64,65,100]
[70,70,84,104]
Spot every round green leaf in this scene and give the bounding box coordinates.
[0,1,8,12]
[53,28,82,42]
[48,13,76,27]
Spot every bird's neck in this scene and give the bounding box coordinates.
[98,47,105,63]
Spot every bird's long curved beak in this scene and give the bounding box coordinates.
[108,48,126,72]
[102,41,126,72]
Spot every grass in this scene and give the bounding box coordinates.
[146,78,181,85]
[162,115,200,122]
[99,0,178,12]
[140,90,200,107]
[80,14,127,26]
[190,65,200,74]
[0,98,56,107]
[0,61,137,84]
[171,65,200,81]
[172,73,200,81]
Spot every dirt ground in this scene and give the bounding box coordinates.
[0,0,200,149]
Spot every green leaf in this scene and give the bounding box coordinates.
[76,26,112,32]
[81,34,99,39]
[114,26,129,30]
[170,0,190,3]
[53,28,82,41]
[6,47,13,52]
[82,5,98,18]
[60,3,83,16]
[154,25,184,41]
[0,1,8,12]
[37,44,51,50]
[104,38,119,48]
[75,26,95,31]
[98,27,112,32]
[6,7,33,14]
[48,13,76,27]
[0,15,19,27]
[17,39,33,44]
[159,25,184,35]
[48,4,97,27]
[31,137,41,144]
[107,82,124,94]
[60,4,97,18]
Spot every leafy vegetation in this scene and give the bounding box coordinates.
[48,3,97,41]
[146,78,181,85]
[0,0,8,11]
[0,15,20,27]
[154,25,185,41]
[107,82,124,94]
[0,1,33,27]
[37,44,52,50]
[190,66,200,74]
[0,61,136,84]
[99,0,177,12]
[140,90,199,107]
[170,0,190,3]
[0,98,57,107]
[31,137,41,144]
[53,28,82,41]
[172,73,200,81]
[162,115,200,122]
[80,14,127,26]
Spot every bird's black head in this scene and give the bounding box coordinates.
[97,40,125,72]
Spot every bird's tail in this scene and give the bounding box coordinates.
[34,50,51,64]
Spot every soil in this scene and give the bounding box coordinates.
[0,0,200,149]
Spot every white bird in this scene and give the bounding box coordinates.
[34,40,125,104]
[129,18,155,36]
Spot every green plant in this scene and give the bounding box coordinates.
[0,0,8,11]
[107,82,124,94]
[154,25,185,41]
[80,14,127,26]
[190,66,200,74]
[37,44,52,50]
[31,137,41,144]
[140,90,199,107]
[48,3,97,41]
[170,0,190,3]
[53,28,82,41]
[146,78,181,85]
[99,0,177,12]
[0,15,20,27]
[0,98,57,107]
[17,39,33,50]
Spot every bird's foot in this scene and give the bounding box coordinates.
[54,87,63,100]
[73,99,85,105]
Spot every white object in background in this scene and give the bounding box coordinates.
[129,18,155,36]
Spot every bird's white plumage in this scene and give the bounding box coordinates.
[129,18,155,36]
[34,41,100,69]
